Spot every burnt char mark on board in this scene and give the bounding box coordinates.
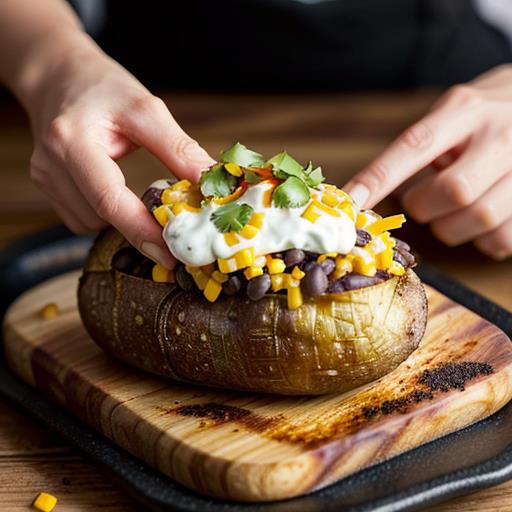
[163,402,284,432]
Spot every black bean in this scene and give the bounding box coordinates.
[175,265,194,291]
[142,187,163,212]
[375,269,391,280]
[319,258,335,275]
[284,249,305,267]
[340,273,383,291]
[327,279,346,294]
[356,229,372,247]
[301,264,328,297]
[303,261,317,273]
[246,274,271,301]
[223,275,242,296]
[393,238,410,253]
[112,247,141,273]
[393,248,415,267]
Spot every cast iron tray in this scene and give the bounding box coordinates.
[1,226,512,512]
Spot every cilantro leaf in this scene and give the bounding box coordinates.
[267,151,305,180]
[272,176,311,208]
[211,202,254,233]
[304,164,325,187]
[199,163,237,198]
[243,169,263,184]
[220,142,264,167]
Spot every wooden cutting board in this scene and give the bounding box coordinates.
[3,271,512,502]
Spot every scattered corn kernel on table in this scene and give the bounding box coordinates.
[1,91,512,511]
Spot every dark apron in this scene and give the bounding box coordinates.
[97,0,511,90]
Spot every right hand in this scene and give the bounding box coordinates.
[25,40,214,268]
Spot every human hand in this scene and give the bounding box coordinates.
[24,40,214,268]
[344,65,512,260]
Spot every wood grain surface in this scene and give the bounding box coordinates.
[1,91,511,509]
[3,270,512,501]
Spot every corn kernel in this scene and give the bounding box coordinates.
[352,255,377,276]
[338,201,355,220]
[224,232,239,246]
[193,271,209,290]
[217,258,237,273]
[40,303,58,319]
[212,270,228,283]
[244,266,264,280]
[171,202,201,215]
[267,258,286,274]
[313,199,341,217]
[317,252,337,263]
[287,286,303,310]
[248,212,265,229]
[153,205,169,226]
[32,492,57,512]
[333,256,353,279]
[239,224,259,239]
[389,261,406,276]
[171,179,191,191]
[254,255,267,267]
[287,276,300,288]
[224,162,243,177]
[271,274,285,291]
[161,188,177,205]
[234,247,254,269]
[204,278,222,302]
[302,203,321,223]
[152,263,175,283]
[321,192,339,208]
[291,266,305,280]
[356,212,367,228]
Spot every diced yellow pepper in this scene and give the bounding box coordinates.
[153,205,169,226]
[217,257,237,273]
[239,224,259,239]
[204,278,222,302]
[313,199,341,217]
[254,255,267,267]
[356,212,367,228]
[224,232,239,247]
[32,492,58,512]
[302,203,321,223]
[244,266,264,280]
[367,214,406,235]
[40,303,58,319]
[287,286,303,310]
[317,252,337,263]
[161,188,177,205]
[271,273,285,291]
[291,266,305,280]
[171,179,191,191]
[224,162,243,177]
[152,263,175,283]
[213,186,244,204]
[352,255,377,277]
[333,256,353,279]
[389,260,405,276]
[321,192,339,208]
[192,270,209,290]
[338,201,355,220]
[234,247,255,269]
[267,258,286,274]
[212,270,229,283]
[171,202,201,215]
[248,212,265,229]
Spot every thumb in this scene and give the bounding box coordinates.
[121,94,215,181]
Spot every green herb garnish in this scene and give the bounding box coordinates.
[220,142,264,167]
[211,202,254,233]
[272,176,311,208]
[267,151,305,180]
[243,169,263,184]
[199,163,237,198]
[304,161,325,187]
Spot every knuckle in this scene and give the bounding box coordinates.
[443,84,480,108]
[44,116,73,152]
[429,221,457,246]
[130,94,166,117]
[473,202,499,230]
[92,186,121,222]
[400,121,433,150]
[362,161,392,188]
[172,136,200,160]
[443,174,475,207]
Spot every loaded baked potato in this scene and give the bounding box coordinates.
[78,143,427,395]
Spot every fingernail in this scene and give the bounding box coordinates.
[348,183,370,207]
[184,142,215,166]
[141,241,175,268]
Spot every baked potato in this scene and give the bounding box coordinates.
[78,143,428,395]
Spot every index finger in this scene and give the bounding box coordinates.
[66,141,175,268]
[343,96,479,207]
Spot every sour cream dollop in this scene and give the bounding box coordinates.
[153,181,358,267]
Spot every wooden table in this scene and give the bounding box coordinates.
[0,91,511,511]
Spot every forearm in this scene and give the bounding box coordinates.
[0,0,101,109]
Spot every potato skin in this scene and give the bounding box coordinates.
[78,228,428,395]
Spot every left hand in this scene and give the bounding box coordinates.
[344,64,512,260]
